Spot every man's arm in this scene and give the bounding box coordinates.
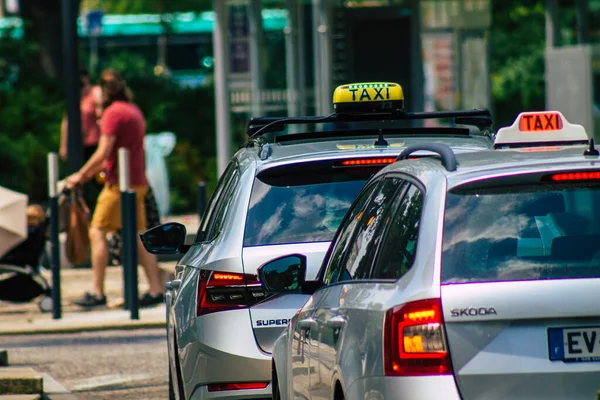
[78,134,116,183]
[92,86,103,119]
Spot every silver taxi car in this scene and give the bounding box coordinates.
[141,82,494,400]
[260,111,600,400]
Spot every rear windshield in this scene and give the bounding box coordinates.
[441,183,600,283]
[243,164,378,247]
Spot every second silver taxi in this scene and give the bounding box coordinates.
[260,111,600,400]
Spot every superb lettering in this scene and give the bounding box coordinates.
[450,307,498,317]
[256,319,290,327]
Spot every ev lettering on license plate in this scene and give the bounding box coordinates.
[548,326,600,362]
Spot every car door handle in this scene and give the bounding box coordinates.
[165,279,182,291]
[326,315,345,329]
[297,318,317,330]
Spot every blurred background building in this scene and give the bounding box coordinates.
[1,0,597,212]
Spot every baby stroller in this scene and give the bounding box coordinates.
[0,206,53,313]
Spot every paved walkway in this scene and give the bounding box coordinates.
[0,213,200,336]
[0,262,177,336]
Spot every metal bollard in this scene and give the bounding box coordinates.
[197,181,206,220]
[119,149,130,310]
[119,148,139,320]
[47,153,62,319]
[123,190,139,320]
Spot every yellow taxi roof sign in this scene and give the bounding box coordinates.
[494,111,589,148]
[333,82,404,114]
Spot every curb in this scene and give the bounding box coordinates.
[0,368,42,396]
[0,321,166,337]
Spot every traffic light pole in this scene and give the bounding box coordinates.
[62,0,84,174]
[212,0,232,177]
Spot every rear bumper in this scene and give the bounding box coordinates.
[345,375,461,400]
[179,309,273,399]
[190,382,273,400]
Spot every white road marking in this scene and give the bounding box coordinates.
[40,372,71,394]
[68,373,154,391]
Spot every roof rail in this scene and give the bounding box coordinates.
[247,109,493,138]
[396,143,458,172]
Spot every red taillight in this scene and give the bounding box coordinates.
[384,298,452,376]
[207,382,269,392]
[550,171,600,181]
[340,157,397,166]
[196,270,265,316]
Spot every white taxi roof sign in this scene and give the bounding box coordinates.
[494,111,589,148]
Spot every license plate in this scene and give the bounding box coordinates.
[548,326,600,362]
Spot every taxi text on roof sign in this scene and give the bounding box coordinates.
[333,82,404,114]
[493,111,590,148]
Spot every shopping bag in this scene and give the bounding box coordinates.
[144,132,176,217]
[65,189,91,265]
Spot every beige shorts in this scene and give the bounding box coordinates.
[90,185,148,232]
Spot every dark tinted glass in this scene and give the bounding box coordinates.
[196,162,236,242]
[372,184,423,280]
[244,168,371,246]
[322,181,381,285]
[206,171,239,241]
[441,183,600,283]
[340,178,402,281]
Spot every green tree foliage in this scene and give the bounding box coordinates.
[0,34,218,213]
[490,0,546,127]
[0,34,64,201]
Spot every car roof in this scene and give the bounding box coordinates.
[234,134,493,172]
[381,144,598,189]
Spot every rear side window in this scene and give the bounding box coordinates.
[339,178,403,281]
[322,180,381,285]
[372,184,424,280]
[442,183,600,283]
[243,162,383,247]
[196,162,237,243]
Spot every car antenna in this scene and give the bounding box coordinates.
[584,138,599,156]
[374,128,388,147]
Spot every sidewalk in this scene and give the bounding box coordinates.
[0,262,176,336]
[0,213,200,336]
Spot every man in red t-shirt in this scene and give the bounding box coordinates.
[65,68,164,308]
[59,66,103,213]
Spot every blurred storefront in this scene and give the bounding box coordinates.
[210,0,493,172]
[223,0,492,118]
[545,0,600,143]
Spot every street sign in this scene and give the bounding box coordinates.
[86,9,104,35]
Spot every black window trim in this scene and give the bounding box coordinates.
[369,173,427,281]
[336,177,406,283]
[195,160,240,244]
[316,175,384,283]
[205,169,240,242]
[316,172,427,285]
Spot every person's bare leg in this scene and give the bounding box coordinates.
[89,227,109,297]
[137,235,163,295]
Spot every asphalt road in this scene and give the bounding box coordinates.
[1,328,168,399]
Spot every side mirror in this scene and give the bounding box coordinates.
[140,222,188,254]
[257,254,307,294]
